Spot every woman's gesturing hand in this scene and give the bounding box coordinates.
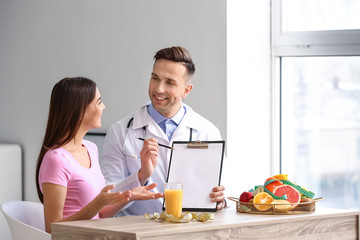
[130,183,164,201]
[96,184,132,207]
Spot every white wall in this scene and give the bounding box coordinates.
[0,145,22,240]
[0,0,226,202]
[225,1,271,197]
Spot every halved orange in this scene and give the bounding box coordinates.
[253,192,274,211]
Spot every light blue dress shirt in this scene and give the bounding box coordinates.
[147,104,186,140]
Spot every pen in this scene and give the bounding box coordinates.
[135,137,175,150]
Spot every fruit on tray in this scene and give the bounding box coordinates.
[264,177,283,193]
[272,174,288,180]
[271,200,292,212]
[238,174,315,213]
[239,191,253,203]
[253,186,264,196]
[300,198,313,203]
[273,185,301,209]
[253,192,274,211]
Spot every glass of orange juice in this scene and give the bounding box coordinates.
[165,182,183,218]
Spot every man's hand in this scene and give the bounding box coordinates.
[209,185,226,210]
[138,138,159,185]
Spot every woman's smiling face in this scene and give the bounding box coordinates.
[82,88,105,130]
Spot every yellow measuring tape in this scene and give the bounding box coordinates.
[144,211,214,223]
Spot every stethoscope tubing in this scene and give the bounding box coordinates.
[123,117,193,158]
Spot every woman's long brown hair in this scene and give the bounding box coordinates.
[35,77,96,203]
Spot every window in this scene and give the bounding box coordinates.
[282,0,360,32]
[272,0,360,208]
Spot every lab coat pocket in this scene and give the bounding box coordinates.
[125,154,142,173]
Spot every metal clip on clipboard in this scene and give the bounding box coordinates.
[187,140,208,149]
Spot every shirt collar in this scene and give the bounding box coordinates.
[147,103,186,125]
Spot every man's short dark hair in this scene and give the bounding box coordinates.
[154,46,195,77]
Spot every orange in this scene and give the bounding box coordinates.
[253,192,274,211]
[264,177,283,193]
[273,185,301,209]
[272,174,288,180]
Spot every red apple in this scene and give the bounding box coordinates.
[239,191,253,202]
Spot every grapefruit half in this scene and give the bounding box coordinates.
[273,185,301,209]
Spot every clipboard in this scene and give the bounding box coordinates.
[163,140,225,212]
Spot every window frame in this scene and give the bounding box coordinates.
[271,0,360,174]
[272,0,360,57]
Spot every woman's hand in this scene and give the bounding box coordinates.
[129,183,164,201]
[99,183,163,218]
[95,184,132,207]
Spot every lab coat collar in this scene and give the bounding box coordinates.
[132,102,154,129]
[179,103,202,131]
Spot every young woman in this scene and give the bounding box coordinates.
[35,77,163,233]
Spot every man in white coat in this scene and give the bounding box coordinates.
[100,46,226,216]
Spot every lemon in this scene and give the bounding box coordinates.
[272,174,288,180]
[272,199,292,212]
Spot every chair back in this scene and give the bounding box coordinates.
[1,201,51,240]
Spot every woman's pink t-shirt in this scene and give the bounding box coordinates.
[39,140,106,219]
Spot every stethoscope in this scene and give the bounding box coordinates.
[123,117,193,159]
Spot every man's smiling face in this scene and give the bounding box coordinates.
[148,59,193,118]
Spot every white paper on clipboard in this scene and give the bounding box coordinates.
[165,141,225,212]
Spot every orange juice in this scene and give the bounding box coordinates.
[165,189,183,218]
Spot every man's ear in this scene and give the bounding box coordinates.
[182,83,193,98]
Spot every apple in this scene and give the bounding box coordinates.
[239,191,253,202]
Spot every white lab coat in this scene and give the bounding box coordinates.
[100,103,223,216]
